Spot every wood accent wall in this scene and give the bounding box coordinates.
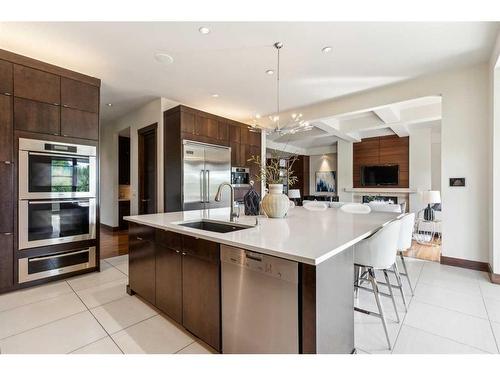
[353,135,409,188]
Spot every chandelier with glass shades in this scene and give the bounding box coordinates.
[249,42,314,135]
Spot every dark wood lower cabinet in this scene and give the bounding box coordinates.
[155,244,183,324]
[128,224,156,305]
[128,224,221,351]
[0,233,13,291]
[182,251,221,351]
[118,200,130,230]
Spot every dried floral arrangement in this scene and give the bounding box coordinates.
[247,150,298,187]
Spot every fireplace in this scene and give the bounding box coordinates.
[362,195,398,204]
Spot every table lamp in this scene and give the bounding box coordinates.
[288,189,301,206]
[422,190,441,221]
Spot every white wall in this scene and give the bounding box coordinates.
[431,137,442,192]
[490,31,500,273]
[409,128,432,213]
[100,98,178,227]
[308,153,337,195]
[337,139,354,202]
[273,63,491,264]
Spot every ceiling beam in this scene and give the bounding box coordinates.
[373,106,400,124]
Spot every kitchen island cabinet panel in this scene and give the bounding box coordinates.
[155,243,183,324]
[128,223,156,305]
[182,249,221,352]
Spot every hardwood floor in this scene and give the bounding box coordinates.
[403,238,441,262]
[100,225,128,259]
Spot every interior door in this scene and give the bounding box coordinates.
[183,142,206,211]
[138,124,157,215]
[204,145,231,209]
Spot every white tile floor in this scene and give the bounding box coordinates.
[0,254,499,354]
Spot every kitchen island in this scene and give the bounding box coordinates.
[125,207,398,354]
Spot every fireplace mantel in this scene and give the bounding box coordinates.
[344,188,417,194]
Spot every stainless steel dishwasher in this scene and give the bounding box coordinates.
[221,244,299,353]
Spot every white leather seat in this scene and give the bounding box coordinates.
[353,219,401,349]
[368,202,402,213]
[340,203,371,214]
[303,201,328,211]
[397,212,416,295]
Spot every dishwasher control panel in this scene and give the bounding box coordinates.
[220,245,298,284]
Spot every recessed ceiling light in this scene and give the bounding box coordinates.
[199,26,210,35]
[106,103,113,107]
[211,93,219,98]
[266,70,275,75]
[154,52,174,64]
[322,46,333,53]
[255,114,261,119]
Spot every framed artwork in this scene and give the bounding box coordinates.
[449,177,465,187]
[316,171,336,193]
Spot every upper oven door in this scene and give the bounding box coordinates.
[19,139,97,199]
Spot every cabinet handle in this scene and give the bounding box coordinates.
[62,104,69,108]
[53,133,59,136]
[53,103,59,106]
[182,252,187,256]
[175,250,180,254]
[136,236,143,241]
[3,161,12,165]
[2,233,12,236]
[3,92,12,96]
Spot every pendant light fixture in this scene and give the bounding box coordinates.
[250,42,313,135]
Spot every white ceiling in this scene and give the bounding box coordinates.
[0,22,497,123]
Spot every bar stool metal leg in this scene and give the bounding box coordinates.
[369,268,391,350]
[393,262,408,311]
[383,269,400,323]
[399,251,414,296]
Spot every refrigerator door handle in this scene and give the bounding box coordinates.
[200,170,205,203]
[205,169,210,203]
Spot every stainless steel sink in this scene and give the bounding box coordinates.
[176,220,253,233]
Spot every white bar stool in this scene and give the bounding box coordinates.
[353,219,401,350]
[397,212,416,296]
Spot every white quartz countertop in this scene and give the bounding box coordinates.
[125,207,399,266]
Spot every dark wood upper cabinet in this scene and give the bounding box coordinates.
[218,120,229,143]
[196,116,219,139]
[155,243,183,324]
[14,97,60,135]
[229,123,241,143]
[14,65,60,105]
[61,107,99,140]
[182,239,221,351]
[0,163,13,233]
[0,95,12,162]
[61,77,99,113]
[0,59,13,95]
[180,111,195,134]
[240,126,250,145]
[128,223,156,305]
[0,233,13,292]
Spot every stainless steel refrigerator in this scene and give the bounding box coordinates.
[183,140,231,211]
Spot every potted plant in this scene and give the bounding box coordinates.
[247,151,298,218]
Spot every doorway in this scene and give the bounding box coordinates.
[138,123,158,215]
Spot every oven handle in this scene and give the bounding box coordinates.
[29,249,90,262]
[28,200,90,205]
[27,151,94,159]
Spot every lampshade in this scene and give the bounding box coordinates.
[422,190,441,205]
[288,189,301,199]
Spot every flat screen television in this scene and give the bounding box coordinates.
[361,165,399,186]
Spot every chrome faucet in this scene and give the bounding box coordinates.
[215,182,239,222]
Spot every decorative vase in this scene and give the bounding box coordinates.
[261,184,290,218]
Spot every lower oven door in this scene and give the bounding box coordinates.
[18,246,96,283]
[19,198,96,250]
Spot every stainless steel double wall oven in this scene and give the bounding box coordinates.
[17,138,97,283]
